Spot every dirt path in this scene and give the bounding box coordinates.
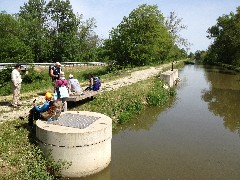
[0,64,170,123]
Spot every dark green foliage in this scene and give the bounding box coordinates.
[22,66,43,84]
[1,0,100,63]
[118,98,143,124]
[0,12,33,63]
[104,4,187,68]
[0,66,12,96]
[0,66,12,86]
[206,6,240,67]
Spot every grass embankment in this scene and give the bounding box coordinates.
[0,62,182,179]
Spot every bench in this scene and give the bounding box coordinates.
[62,91,99,111]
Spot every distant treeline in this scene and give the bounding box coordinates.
[194,6,240,68]
[1,1,189,67]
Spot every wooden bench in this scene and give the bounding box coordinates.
[62,91,99,111]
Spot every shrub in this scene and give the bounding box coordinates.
[0,66,12,96]
[22,66,43,84]
[146,80,171,106]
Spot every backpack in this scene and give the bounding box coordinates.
[93,77,101,91]
[41,101,63,120]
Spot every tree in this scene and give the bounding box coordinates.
[45,0,80,62]
[19,0,50,63]
[104,4,173,67]
[75,16,100,61]
[165,11,190,49]
[165,11,190,60]
[0,12,33,63]
[206,6,240,66]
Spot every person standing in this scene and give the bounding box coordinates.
[50,62,62,91]
[11,64,22,107]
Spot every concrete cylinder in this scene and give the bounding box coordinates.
[36,111,112,178]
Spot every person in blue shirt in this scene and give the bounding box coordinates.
[28,92,52,127]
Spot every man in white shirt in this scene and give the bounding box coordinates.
[11,64,22,107]
[68,74,83,95]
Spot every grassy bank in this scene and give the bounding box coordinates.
[70,77,175,127]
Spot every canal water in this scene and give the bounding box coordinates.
[81,64,240,180]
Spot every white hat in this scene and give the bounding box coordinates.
[69,74,73,78]
[55,62,61,66]
[59,71,65,77]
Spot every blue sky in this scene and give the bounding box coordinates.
[1,0,239,53]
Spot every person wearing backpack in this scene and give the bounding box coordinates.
[93,76,101,91]
[84,73,101,91]
[28,92,53,127]
[49,62,62,91]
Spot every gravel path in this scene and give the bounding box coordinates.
[0,64,170,123]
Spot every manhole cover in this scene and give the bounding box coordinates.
[50,113,101,129]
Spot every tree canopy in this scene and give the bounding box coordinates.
[1,2,188,66]
[1,0,99,63]
[205,6,240,66]
[0,12,33,63]
[104,4,187,67]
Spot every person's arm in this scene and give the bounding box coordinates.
[90,78,94,85]
[50,68,54,77]
[68,80,72,93]
[50,68,58,78]
[34,103,50,112]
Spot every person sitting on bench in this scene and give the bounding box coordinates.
[68,74,83,95]
[84,73,101,91]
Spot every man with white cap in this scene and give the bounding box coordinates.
[50,62,61,81]
[50,62,61,91]
[68,74,83,95]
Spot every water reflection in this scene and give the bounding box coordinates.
[113,97,175,134]
[202,65,240,134]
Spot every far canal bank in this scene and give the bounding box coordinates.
[83,64,240,180]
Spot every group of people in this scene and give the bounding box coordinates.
[10,62,101,127]
[11,62,101,126]
[49,62,101,96]
[49,62,84,96]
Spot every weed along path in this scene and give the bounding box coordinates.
[0,63,173,123]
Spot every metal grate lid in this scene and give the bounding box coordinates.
[49,113,101,129]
